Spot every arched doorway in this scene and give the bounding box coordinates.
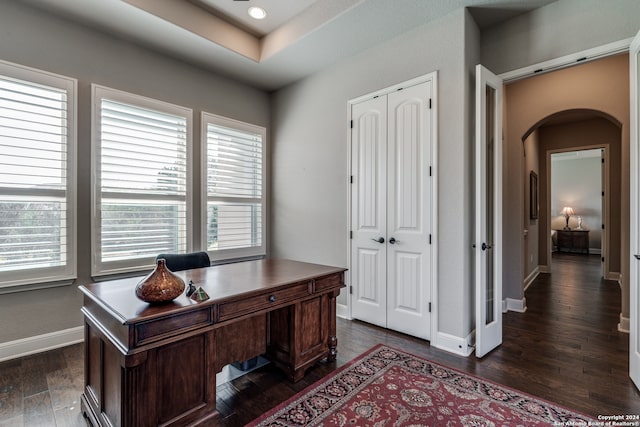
[502,53,630,332]
[521,109,622,286]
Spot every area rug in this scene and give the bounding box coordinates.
[247,344,595,426]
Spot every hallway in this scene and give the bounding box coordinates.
[499,252,638,415]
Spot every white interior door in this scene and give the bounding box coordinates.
[629,29,640,389]
[475,64,503,358]
[351,96,388,328]
[386,82,432,340]
[350,80,433,340]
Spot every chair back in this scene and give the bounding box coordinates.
[156,251,210,272]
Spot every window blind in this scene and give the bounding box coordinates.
[94,89,190,273]
[204,116,264,256]
[0,73,72,276]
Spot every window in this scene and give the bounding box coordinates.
[92,85,192,276]
[202,113,265,261]
[0,60,76,290]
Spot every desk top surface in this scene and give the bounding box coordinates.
[79,258,346,324]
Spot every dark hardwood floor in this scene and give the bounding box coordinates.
[1,252,638,426]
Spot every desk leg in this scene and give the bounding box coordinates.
[327,289,339,362]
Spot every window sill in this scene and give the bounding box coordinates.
[0,278,76,295]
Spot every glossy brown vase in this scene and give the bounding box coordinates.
[135,258,185,303]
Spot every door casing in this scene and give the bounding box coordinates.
[346,72,439,345]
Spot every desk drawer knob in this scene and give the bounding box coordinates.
[269,295,276,303]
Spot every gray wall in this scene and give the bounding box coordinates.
[0,1,270,343]
[271,9,474,340]
[481,0,640,74]
[551,153,603,250]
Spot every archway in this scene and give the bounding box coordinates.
[521,109,622,287]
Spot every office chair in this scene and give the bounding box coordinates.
[155,251,210,272]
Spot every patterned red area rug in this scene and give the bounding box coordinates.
[247,344,595,426]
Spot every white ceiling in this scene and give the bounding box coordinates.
[22,0,556,91]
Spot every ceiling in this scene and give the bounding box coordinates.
[22,0,556,91]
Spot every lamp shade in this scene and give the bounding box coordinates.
[561,206,575,216]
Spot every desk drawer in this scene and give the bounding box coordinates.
[218,281,311,321]
[314,273,343,293]
[134,307,213,347]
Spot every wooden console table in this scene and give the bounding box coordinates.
[556,229,589,254]
[79,259,346,427]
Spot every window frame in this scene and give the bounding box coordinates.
[0,60,77,292]
[201,112,266,263]
[91,84,193,276]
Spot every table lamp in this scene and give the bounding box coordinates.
[561,206,574,230]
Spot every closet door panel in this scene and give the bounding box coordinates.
[386,82,432,340]
[350,96,388,327]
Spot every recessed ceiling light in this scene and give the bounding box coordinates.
[248,6,267,20]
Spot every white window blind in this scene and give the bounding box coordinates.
[93,85,191,275]
[203,113,265,261]
[0,60,76,289]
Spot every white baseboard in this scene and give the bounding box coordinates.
[605,272,621,282]
[434,331,474,357]
[589,248,602,255]
[538,265,550,273]
[505,297,527,313]
[0,326,84,363]
[619,313,630,334]
[523,267,540,292]
[336,302,350,319]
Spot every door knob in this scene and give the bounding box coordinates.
[389,237,397,244]
[481,242,492,251]
[371,237,385,243]
[635,254,640,260]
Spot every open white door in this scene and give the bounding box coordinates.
[629,29,640,389]
[475,65,503,358]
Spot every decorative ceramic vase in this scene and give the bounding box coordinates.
[135,258,185,303]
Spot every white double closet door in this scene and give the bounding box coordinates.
[350,80,433,340]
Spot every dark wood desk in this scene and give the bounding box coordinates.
[556,229,589,254]
[79,259,346,427]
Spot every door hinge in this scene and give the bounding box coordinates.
[350,231,353,239]
[350,285,353,295]
[429,234,432,244]
[602,256,605,262]
[602,224,605,230]
[602,191,604,197]
[429,166,432,176]
[429,98,432,109]
[350,120,353,129]
[350,175,353,184]
[428,302,432,313]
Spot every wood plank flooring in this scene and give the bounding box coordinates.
[0,252,637,426]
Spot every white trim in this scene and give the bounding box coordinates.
[346,71,438,344]
[606,272,622,282]
[349,74,438,105]
[505,297,527,313]
[435,331,474,357]
[523,266,540,291]
[619,313,630,334]
[538,264,550,273]
[336,302,349,319]
[0,326,83,363]
[499,38,633,82]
